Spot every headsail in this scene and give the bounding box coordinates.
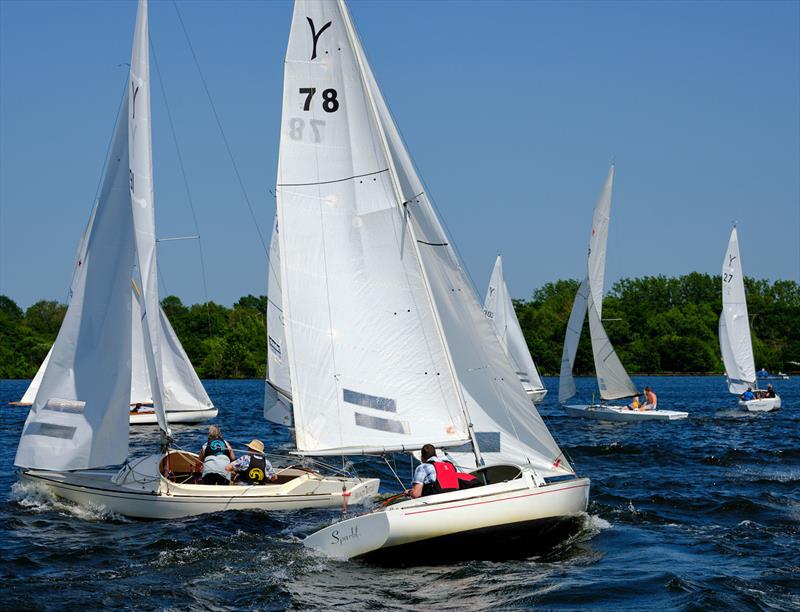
[719,227,755,394]
[276,0,470,455]
[558,277,589,403]
[483,255,545,395]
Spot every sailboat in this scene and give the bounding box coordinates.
[559,165,688,422]
[14,0,378,520]
[13,202,216,425]
[719,227,781,412]
[268,0,588,562]
[483,255,548,403]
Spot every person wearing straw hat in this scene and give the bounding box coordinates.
[226,439,277,485]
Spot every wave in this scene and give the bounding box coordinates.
[10,481,128,522]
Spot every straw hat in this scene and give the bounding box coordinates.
[246,439,265,453]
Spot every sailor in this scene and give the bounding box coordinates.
[740,387,755,401]
[407,444,479,498]
[226,439,277,485]
[642,386,658,411]
[765,384,776,398]
[198,425,235,485]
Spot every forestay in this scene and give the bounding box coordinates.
[719,227,755,394]
[343,0,570,473]
[276,0,469,455]
[483,255,545,392]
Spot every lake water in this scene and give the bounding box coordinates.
[1,376,798,610]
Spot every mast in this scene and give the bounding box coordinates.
[337,0,483,466]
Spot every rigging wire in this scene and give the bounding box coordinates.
[170,0,269,257]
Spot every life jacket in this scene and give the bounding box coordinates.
[421,460,478,496]
[241,453,269,485]
[206,438,229,457]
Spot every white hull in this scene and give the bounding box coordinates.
[18,452,379,519]
[304,465,589,562]
[526,387,548,404]
[129,407,218,425]
[738,395,781,412]
[564,404,688,421]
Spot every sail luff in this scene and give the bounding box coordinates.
[129,0,170,436]
[336,0,483,465]
[587,164,615,317]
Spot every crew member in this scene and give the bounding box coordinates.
[198,425,235,485]
[642,386,658,411]
[408,444,479,498]
[226,439,277,485]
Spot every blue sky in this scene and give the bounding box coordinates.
[1,0,798,309]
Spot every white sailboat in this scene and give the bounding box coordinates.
[559,165,687,422]
[14,178,215,427]
[483,255,548,403]
[14,0,378,519]
[719,227,781,412]
[270,0,588,562]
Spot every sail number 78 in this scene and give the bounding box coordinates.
[299,88,339,113]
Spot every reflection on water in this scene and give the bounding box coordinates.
[1,376,799,609]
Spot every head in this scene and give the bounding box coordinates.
[420,444,436,462]
[207,425,222,440]
[246,439,265,455]
[747,387,753,392]
[767,384,773,390]
[645,386,652,393]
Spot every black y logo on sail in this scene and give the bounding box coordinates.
[307,17,332,60]
[131,81,140,119]
[729,255,737,266]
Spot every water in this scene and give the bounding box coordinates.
[1,376,798,610]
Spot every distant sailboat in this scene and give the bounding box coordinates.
[719,227,781,412]
[15,0,377,519]
[559,165,688,421]
[483,255,548,403]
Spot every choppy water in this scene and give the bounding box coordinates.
[1,376,798,610]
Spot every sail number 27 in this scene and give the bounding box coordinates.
[288,88,339,142]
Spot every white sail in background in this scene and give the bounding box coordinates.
[483,255,545,395]
[128,0,169,436]
[14,94,136,470]
[278,2,571,471]
[265,212,293,425]
[558,276,589,403]
[588,165,614,317]
[276,0,470,455]
[719,227,756,394]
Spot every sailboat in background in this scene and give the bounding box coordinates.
[14,0,377,519]
[268,0,588,562]
[483,255,548,403]
[719,227,781,412]
[559,165,687,422]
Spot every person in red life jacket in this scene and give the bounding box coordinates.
[225,439,277,485]
[407,444,480,498]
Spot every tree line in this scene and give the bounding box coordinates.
[1,273,798,380]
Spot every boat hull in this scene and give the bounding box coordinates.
[129,407,218,425]
[18,454,379,520]
[739,395,781,412]
[304,468,589,561]
[526,387,548,404]
[564,404,688,421]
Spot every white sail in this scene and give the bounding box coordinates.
[276,0,470,455]
[483,255,545,394]
[265,212,293,425]
[719,227,756,394]
[588,165,614,317]
[128,0,169,436]
[558,276,589,403]
[344,0,570,473]
[14,94,136,470]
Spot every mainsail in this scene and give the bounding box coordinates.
[15,0,170,470]
[719,227,756,394]
[483,255,546,395]
[277,0,570,474]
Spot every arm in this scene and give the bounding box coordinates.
[265,459,278,482]
[408,483,423,498]
[226,441,235,462]
[198,444,207,462]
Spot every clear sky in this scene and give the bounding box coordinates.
[1,0,798,309]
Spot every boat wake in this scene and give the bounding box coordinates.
[10,480,127,523]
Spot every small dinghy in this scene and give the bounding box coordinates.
[14,0,378,519]
[483,256,549,404]
[558,166,687,422]
[274,0,588,563]
[719,228,782,413]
